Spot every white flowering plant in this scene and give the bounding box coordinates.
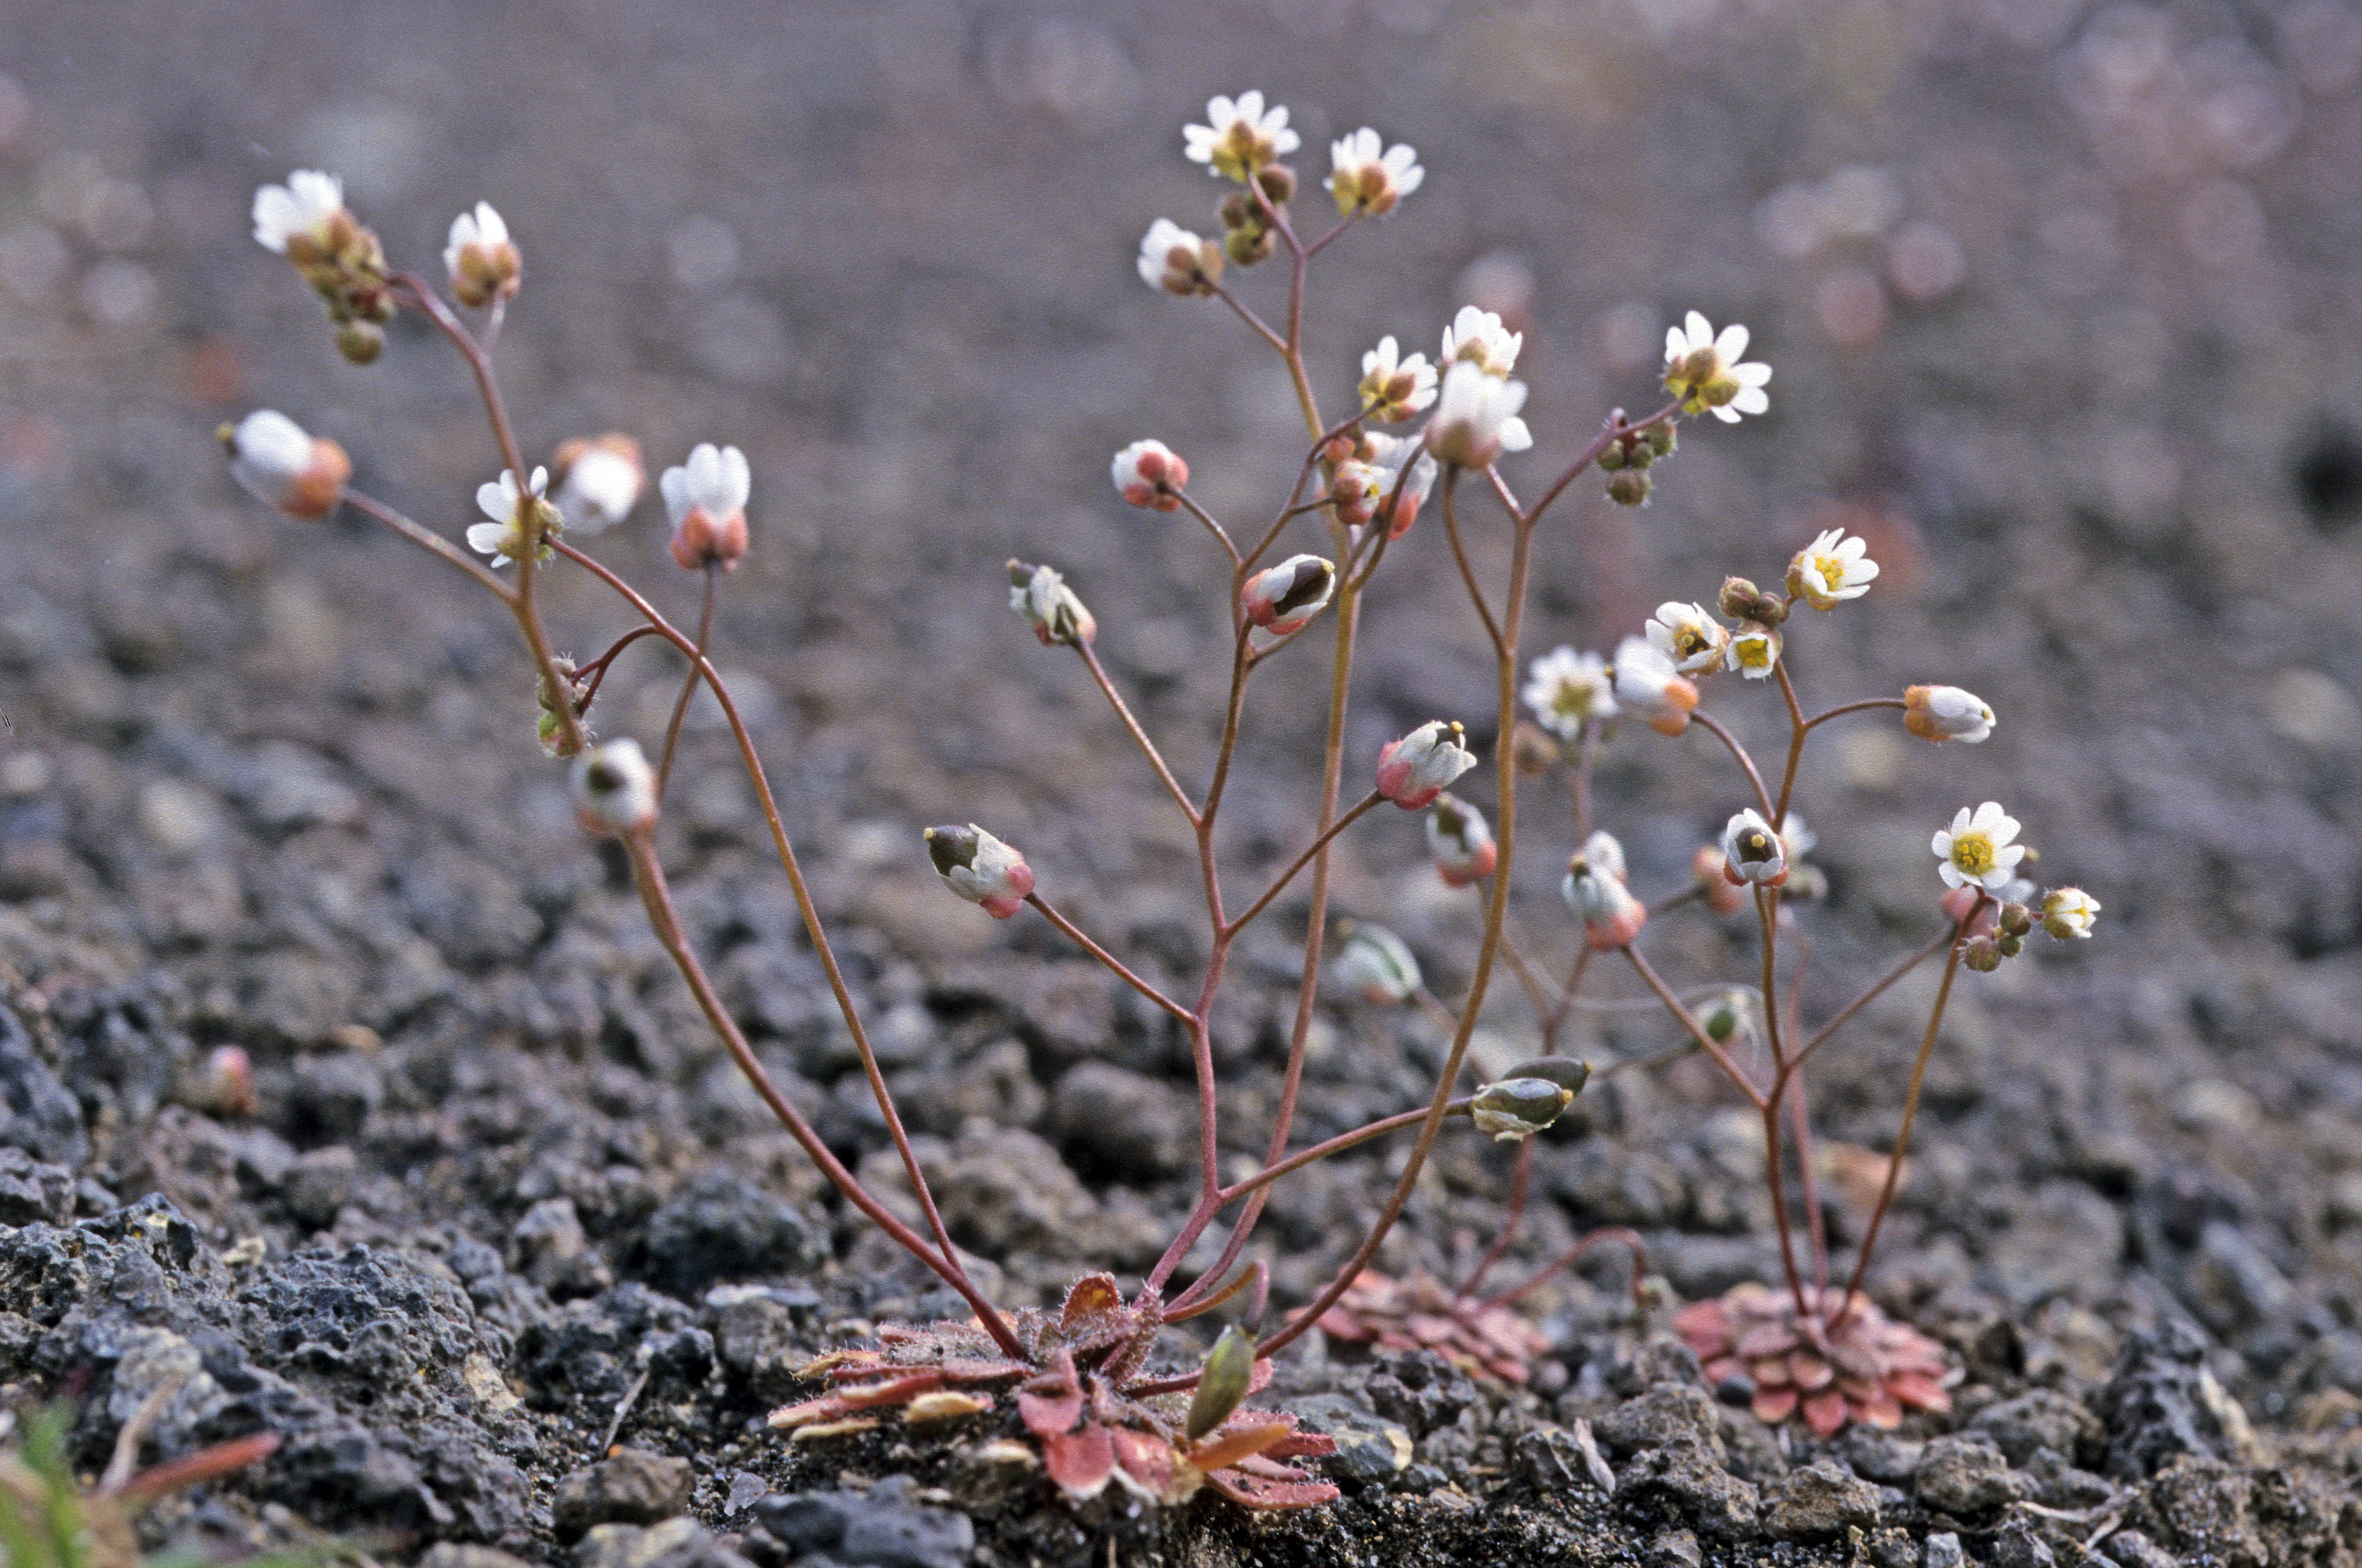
[225,94,2099,1504]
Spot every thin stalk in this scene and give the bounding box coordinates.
[1209,283,1287,355]
[1805,696,1906,732]
[1691,709,1776,822]
[620,826,1023,1355]
[1623,946,1765,1109]
[1756,884,1811,1320]
[1542,946,1597,1051]
[1479,1227,1648,1314]
[1772,662,1810,824]
[1438,473,1505,659]
[1223,791,1383,938]
[1789,1072,1830,1295]
[343,490,516,602]
[1023,892,1193,1024]
[656,566,718,798]
[1454,1138,1533,1302]
[1076,642,1199,824]
[1496,929,1559,1030]
[1172,490,1241,564]
[1791,926,1955,1072]
[1836,924,1973,1319]
[1523,401,1683,526]
[1211,1098,1475,1208]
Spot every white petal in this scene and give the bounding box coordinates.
[1931,830,1953,858]
[477,480,511,521]
[466,521,508,558]
[1734,361,1773,387]
[1711,405,1742,424]
[1684,310,1712,346]
[1730,386,1770,416]
[1715,322,1750,360]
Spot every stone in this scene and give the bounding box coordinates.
[554,1449,695,1540]
[1595,1383,1724,1460]
[2094,1320,2254,1481]
[513,1197,614,1299]
[0,1147,75,1225]
[1971,1388,2102,1468]
[1363,1348,1475,1439]
[576,1519,752,1568]
[421,1548,536,1568]
[751,1477,974,1568]
[1290,1393,1411,1483]
[1840,1425,1924,1485]
[1991,1515,2058,1568]
[0,1004,86,1166]
[637,1171,821,1298]
[2100,1529,2179,1568]
[1923,1532,1964,1568]
[708,1286,807,1400]
[1616,1440,1758,1541]
[1761,1458,1881,1540]
[1913,1435,2024,1516]
[1048,1061,1194,1180]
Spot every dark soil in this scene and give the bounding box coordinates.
[1,2,2361,1564]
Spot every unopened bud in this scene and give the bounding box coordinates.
[1469,1077,1573,1141]
[1500,1056,1591,1097]
[661,443,752,572]
[1961,935,2003,972]
[1007,560,1097,648]
[1223,224,1275,266]
[1376,720,1476,809]
[1605,469,1651,508]
[336,320,384,364]
[1564,834,1646,951]
[1903,685,1996,744]
[1255,164,1296,205]
[1644,422,1677,457]
[2041,887,2100,939]
[1185,1326,1258,1442]
[572,740,658,836]
[444,202,522,308]
[1997,902,2034,938]
[552,434,645,535]
[221,410,351,521]
[1426,793,1497,887]
[1112,439,1190,511]
[1241,554,1335,634]
[1333,922,1420,1005]
[925,824,1034,919]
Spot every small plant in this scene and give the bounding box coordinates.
[0,1398,279,1568]
[224,84,2099,1506]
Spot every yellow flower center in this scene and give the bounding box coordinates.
[1736,638,1772,670]
[1812,553,1847,590]
[1949,832,1994,877]
[1675,626,1712,658]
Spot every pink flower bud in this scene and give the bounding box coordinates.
[925,824,1034,919]
[1375,720,1475,809]
[1112,440,1189,511]
[1611,636,1699,736]
[1241,554,1335,634]
[1564,832,1645,950]
[660,443,751,573]
[1426,793,1496,887]
[221,410,350,521]
[1903,685,1995,744]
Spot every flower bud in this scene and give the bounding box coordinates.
[1358,336,1439,423]
[336,320,385,364]
[1222,223,1275,266]
[552,434,645,535]
[1255,164,1297,205]
[1007,560,1096,648]
[1138,218,1223,296]
[1185,1326,1259,1442]
[1645,602,1731,675]
[1610,637,1699,736]
[1644,422,1677,458]
[1996,901,2034,939]
[1333,922,1420,1005]
[1376,720,1476,810]
[1605,469,1651,508]
[1718,576,1787,626]
[1691,844,1749,915]
[1469,1077,1574,1141]
[1112,439,1189,511]
[1241,554,1335,634]
[1902,685,1996,744]
[1425,793,1496,887]
[1424,362,1530,469]
[661,443,751,572]
[444,201,522,308]
[572,739,658,836]
[2041,887,2100,939]
[925,824,1034,919]
[221,410,351,521]
[1702,995,1748,1043]
[1961,935,2004,972]
[1564,834,1646,950]
[1720,808,1789,887]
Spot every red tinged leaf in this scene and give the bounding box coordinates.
[1059,1273,1124,1337]
[767,1394,859,1428]
[1802,1387,1848,1438]
[1888,1372,1952,1413]
[1851,1387,1903,1430]
[1042,1422,1116,1499]
[1185,1420,1293,1474]
[837,1371,946,1409]
[1201,1466,1341,1512]
[1017,1385,1083,1437]
[1109,1427,1177,1498]
[1752,1384,1799,1424]
[933,1358,1032,1382]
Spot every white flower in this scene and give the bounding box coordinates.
[1787,527,1879,610]
[1424,362,1531,468]
[1425,794,1496,887]
[1370,436,1439,539]
[1359,336,1438,422]
[1137,218,1223,296]
[1524,647,1617,739]
[571,740,657,836]
[1182,91,1300,181]
[1334,924,1421,1005]
[251,170,346,255]
[1241,554,1335,634]
[444,201,522,308]
[552,434,643,535]
[1564,832,1645,950]
[1726,624,1782,679]
[1903,684,1994,743]
[1644,601,1731,674]
[1611,635,1699,735]
[1440,306,1522,378]
[1007,560,1095,648]
[1663,310,1772,424]
[2042,887,2101,939]
[661,442,752,571]
[1376,721,1477,810]
[467,466,553,567]
[1327,129,1423,217]
[1721,808,1788,887]
[1112,439,1189,511]
[925,824,1034,919]
[1932,802,2026,891]
[221,409,350,520]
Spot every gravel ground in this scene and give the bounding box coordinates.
[0,1,2360,1564]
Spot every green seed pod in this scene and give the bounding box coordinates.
[1469,1077,1573,1141]
[1185,1325,1258,1442]
[336,320,385,365]
[1605,469,1650,508]
[1645,421,1677,457]
[1255,164,1297,205]
[1704,999,1743,1042]
[1500,1057,1590,1098]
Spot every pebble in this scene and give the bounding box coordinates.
[554,1450,695,1540]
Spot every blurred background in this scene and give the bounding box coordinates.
[1,0,2359,1421]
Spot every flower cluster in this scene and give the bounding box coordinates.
[252,169,396,362]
